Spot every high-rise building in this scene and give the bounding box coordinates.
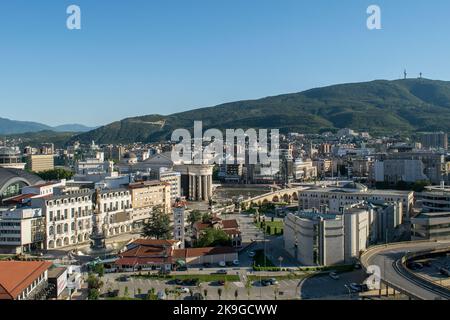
[419,132,448,150]
[0,147,26,170]
[27,154,54,173]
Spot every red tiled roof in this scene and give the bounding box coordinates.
[222,219,239,229]
[132,239,179,246]
[0,261,52,300]
[193,222,210,231]
[173,247,236,258]
[115,256,174,266]
[3,193,37,204]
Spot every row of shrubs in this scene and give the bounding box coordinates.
[132,272,172,279]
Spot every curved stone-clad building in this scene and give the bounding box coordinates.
[0,168,44,200]
[174,164,214,202]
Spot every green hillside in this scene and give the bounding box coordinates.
[70,78,450,144]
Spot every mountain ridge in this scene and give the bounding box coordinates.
[70,78,450,144]
[0,118,95,135]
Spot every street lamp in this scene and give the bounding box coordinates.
[278,256,283,269]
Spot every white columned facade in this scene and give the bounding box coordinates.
[197,176,202,201]
[174,164,214,202]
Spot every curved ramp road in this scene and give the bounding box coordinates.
[361,241,450,300]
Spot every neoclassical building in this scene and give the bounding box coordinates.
[119,152,213,202]
[174,164,213,201]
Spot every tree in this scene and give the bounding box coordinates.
[87,273,102,300]
[146,288,157,300]
[202,212,212,223]
[87,273,103,290]
[217,288,223,300]
[141,208,172,240]
[195,228,231,247]
[93,263,104,277]
[88,288,100,300]
[188,210,202,227]
[35,168,74,181]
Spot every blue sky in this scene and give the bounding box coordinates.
[1,0,449,126]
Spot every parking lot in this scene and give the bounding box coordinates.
[299,269,368,300]
[101,272,303,300]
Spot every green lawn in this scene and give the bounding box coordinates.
[255,220,283,235]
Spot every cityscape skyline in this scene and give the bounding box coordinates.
[2,1,450,126]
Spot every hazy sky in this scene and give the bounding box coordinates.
[1,0,450,126]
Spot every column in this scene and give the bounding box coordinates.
[197,175,202,201]
[207,175,213,199]
[189,175,193,200]
[192,175,197,200]
[202,175,208,201]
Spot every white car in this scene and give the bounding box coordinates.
[329,272,339,280]
[157,291,167,300]
[218,261,226,267]
[179,287,190,294]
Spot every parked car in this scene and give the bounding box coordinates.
[329,272,340,280]
[218,261,226,267]
[117,275,130,282]
[408,262,423,270]
[349,283,368,292]
[217,280,225,286]
[260,279,273,286]
[174,279,184,285]
[267,278,279,285]
[178,287,190,294]
[216,269,228,275]
[157,290,167,300]
[183,278,200,286]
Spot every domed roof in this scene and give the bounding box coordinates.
[342,182,368,191]
[0,168,44,194]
